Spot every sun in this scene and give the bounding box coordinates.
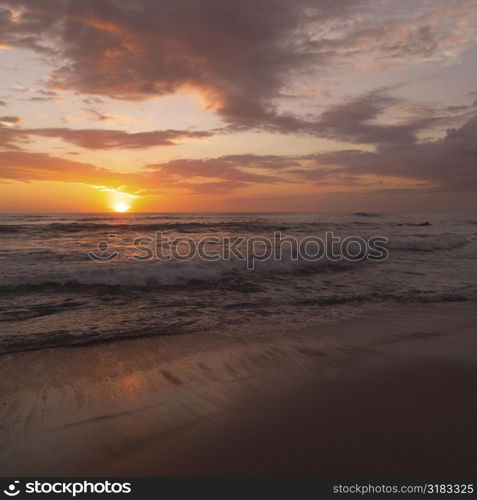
[113,202,130,213]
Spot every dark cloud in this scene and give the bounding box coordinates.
[253,87,475,145]
[304,114,477,191]
[1,0,474,135]
[0,0,364,130]
[293,90,419,145]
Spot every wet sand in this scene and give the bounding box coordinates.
[1,301,477,476]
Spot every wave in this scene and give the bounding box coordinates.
[0,323,192,356]
[0,219,383,235]
[141,215,189,220]
[293,286,477,306]
[76,216,123,222]
[0,224,22,233]
[1,221,281,234]
[405,287,477,303]
[2,284,476,356]
[0,248,88,262]
[353,212,382,217]
[389,234,470,252]
[0,300,85,322]
[46,222,219,233]
[395,221,431,227]
[0,252,360,291]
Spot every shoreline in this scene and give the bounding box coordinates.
[1,300,477,476]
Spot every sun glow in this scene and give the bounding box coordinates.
[113,202,130,212]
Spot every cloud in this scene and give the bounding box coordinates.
[1,0,475,134]
[21,90,60,103]
[1,110,476,197]
[0,151,133,184]
[0,124,214,149]
[308,0,477,71]
[1,0,335,126]
[171,180,249,195]
[0,116,24,149]
[0,115,21,125]
[0,151,281,194]
[303,114,477,191]
[0,1,476,202]
[27,126,214,149]
[280,89,420,144]
[145,157,282,184]
[2,86,455,151]
[83,107,112,122]
[253,87,477,146]
[1,87,476,194]
[10,89,423,150]
[0,126,22,149]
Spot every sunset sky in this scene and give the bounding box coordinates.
[0,0,476,212]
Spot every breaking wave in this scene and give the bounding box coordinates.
[0,254,358,291]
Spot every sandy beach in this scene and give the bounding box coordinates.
[1,300,477,477]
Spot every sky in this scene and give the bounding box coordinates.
[0,0,476,212]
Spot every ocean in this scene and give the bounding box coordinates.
[0,212,476,355]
